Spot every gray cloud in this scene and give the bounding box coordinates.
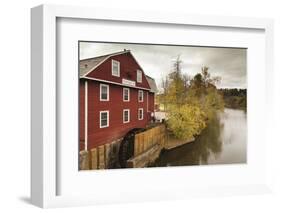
[80,42,247,89]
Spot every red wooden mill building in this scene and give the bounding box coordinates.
[79,50,158,151]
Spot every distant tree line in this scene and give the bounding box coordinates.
[218,88,247,109]
[219,88,246,97]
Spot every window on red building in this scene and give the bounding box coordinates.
[100,84,109,101]
[100,111,109,128]
[123,88,130,102]
[138,108,144,120]
[137,70,142,83]
[123,109,130,123]
[112,60,120,77]
[138,90,143,102]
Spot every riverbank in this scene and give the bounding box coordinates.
[153,108,247,167]
[164,132,195,150]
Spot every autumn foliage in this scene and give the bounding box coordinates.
[159,59,224,140]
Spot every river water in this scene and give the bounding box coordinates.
[154,108,247,167]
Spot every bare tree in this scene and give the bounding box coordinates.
[201,66,221,87]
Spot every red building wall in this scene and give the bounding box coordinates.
[79,52,155,151]
[80,80,151,150]
[148,92,155,113]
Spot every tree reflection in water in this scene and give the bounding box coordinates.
[153,109,246,167]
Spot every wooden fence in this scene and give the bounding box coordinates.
[79,145,107,170]
[80,139,121,170]
[80,125,167,170]
[134,124,166,157]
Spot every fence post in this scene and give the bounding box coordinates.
[90,148,98,169]
[134,134,139,156]
[79,150,90,170]
[98,145,105,169]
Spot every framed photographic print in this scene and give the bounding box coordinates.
[31,4,274,208]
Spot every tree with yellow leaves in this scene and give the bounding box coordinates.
[161,59,224,140]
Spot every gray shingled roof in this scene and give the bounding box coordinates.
[80,55,108,77]
[79,50,130,77]
[146,75,158,93]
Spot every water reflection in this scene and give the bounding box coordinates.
[153,108,247,167]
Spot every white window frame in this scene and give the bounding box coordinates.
[138,90,144,102]
[100,84,109,101]
[137,69,142,83]
[138,108,144,120]
[123,88,130,102]
[111,59,120,77]
[123,109,130,123]
[99,110,109,128]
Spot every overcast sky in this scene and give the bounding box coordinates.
[80,42,247,89]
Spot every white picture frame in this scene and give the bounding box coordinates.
[31,4,274,208]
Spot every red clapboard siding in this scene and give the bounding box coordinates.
[79,51,155,151]
[148,92,155,112]
[85,80,149,150]
[86,52,151,90]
